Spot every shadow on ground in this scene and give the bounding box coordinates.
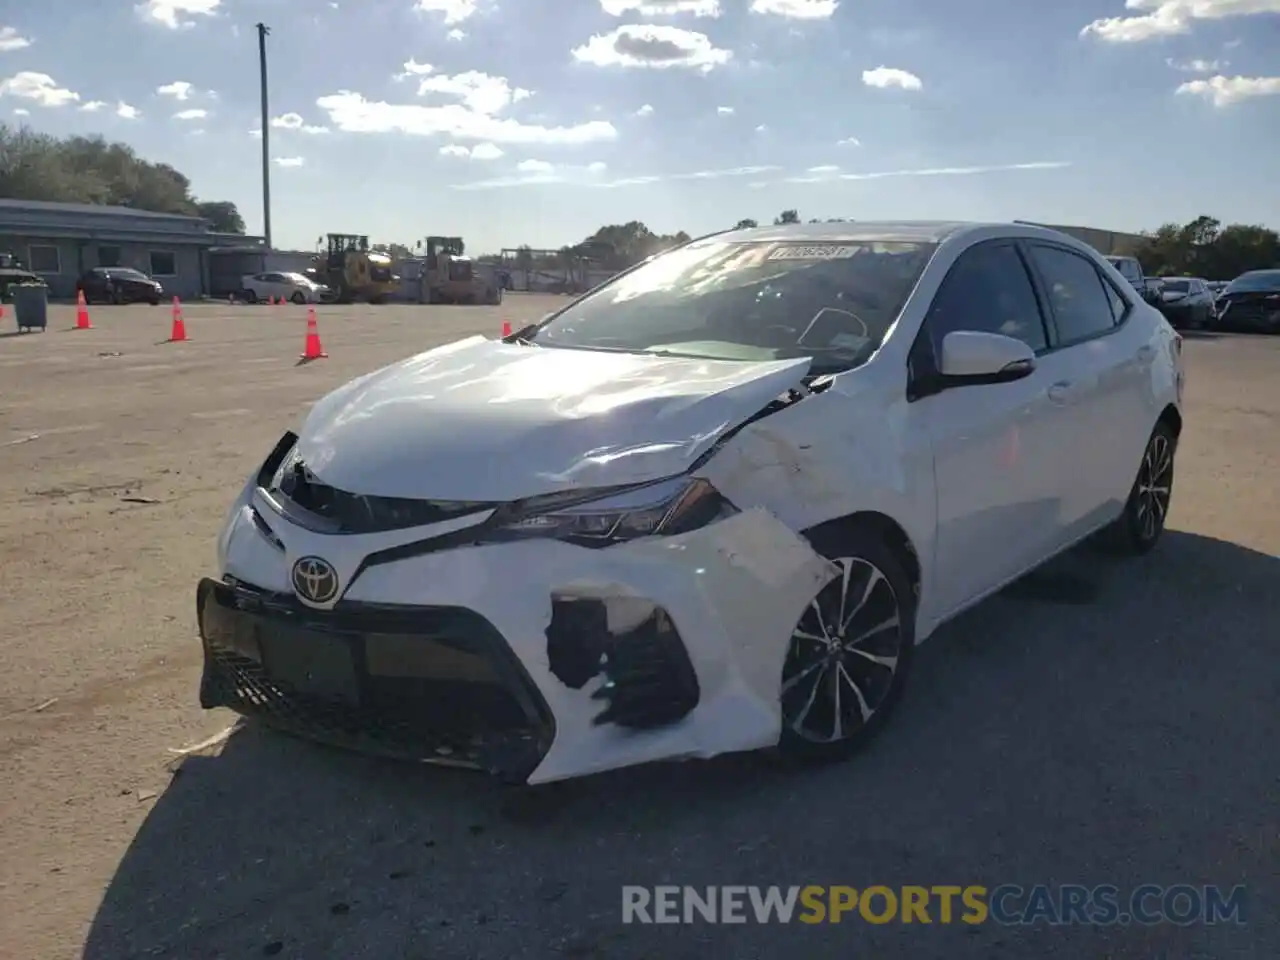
[84,532,1278,960]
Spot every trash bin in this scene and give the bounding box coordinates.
[12,281,48,332]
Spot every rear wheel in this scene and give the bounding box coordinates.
[1100,420,1176,555]
[777,527,915,764]
[243,290,258,304]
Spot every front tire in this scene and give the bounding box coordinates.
[777,527,916,764]
[291,291,306,305]
[1101,420,1176,555]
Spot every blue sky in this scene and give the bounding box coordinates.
[2,0,1278,253]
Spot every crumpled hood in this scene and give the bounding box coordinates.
[296,335,811,501]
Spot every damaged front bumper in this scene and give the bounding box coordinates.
[201,496,834,784]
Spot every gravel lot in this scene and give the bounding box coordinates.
[1,302,1276,959]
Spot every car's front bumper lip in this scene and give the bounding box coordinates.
[197,576,557,782]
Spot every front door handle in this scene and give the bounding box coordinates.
[1047,381,1074,404]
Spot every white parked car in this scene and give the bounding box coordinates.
[198,221,1185,785]
[240,271,329,304]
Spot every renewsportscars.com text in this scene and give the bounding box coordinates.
[621,884,1247,926]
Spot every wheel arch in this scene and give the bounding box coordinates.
[801,511,922,603]
[1157,403,1182,440]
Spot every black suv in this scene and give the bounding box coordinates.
[76,267,164,305]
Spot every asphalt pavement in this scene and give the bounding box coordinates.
[0,306,1276,959]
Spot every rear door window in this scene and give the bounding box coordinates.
[1028,245,1120,343]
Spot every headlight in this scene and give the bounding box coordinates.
[487,477,735,546]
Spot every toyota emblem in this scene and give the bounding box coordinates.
[291,556,340,604]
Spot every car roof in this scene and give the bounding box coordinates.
[705,220,1104,249]
[709,220,972,245]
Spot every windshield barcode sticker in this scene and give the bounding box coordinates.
[767,245,860,261]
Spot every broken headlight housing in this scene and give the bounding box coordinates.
[489,477,736,546]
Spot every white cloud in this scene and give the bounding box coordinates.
[249,127,262,138]
[80,100,107,112]
[0,26,32,51]
[784,160,1070,183]
[12,107,28,115]
[807,164,840,173]
[717,105,734,114]
[447,28,466,40]
[1081,0,1280,43]
[0,72,78,107]
[117,101,140,119]
[635,102,654,116]
[862,66,922,90]
[271,111,329,133]
[173,107,207,120]
[439,141,504,158]
[572,25,731,71]
[755,123,767,132]
[417,70,532,114]
[1167,57,1225,71]
[517,159,555,173]
[316,90,616,144]
[273,156,305,167]
[837,135,861,146]
[1176,73,1280,105]
[415,0,483,25]
[137,0,220,29]
[395,58,436,80]
[157,80,195,100]
[749,0,838,18]
[671,164,777,179]
[601,0,722,15]
[451,161,777,190]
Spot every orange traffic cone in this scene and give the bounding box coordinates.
[167,296,187,342]
[74,290,92,330]
[501,320,512,337]
[299,305,327,361]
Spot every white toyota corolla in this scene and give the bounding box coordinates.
[198,221,1185,784]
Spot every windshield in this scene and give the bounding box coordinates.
[108,269,148,280]
[528,238,937,373]
[1162,279,1190,293]
[283,272,313,285]
[1224,270,1280,294]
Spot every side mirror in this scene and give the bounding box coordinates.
[939,331,1036,383]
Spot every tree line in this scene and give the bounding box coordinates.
[0,122,245,233]
[1130,216,1279,281]
[2,124,1274,282]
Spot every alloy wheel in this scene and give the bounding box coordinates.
[1134,432,1173,542]
[781,557,904,744]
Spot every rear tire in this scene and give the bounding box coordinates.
[777,526,916,764]
[1099,420,1177,555]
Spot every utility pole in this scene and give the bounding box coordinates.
[256,22,272,250]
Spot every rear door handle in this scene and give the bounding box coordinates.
[1047,381,1074,404]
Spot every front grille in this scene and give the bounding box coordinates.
[197,578,553,781]
[277,461,493,534]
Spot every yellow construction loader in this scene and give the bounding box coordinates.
[309,234,400,304]
[421,236,502,305]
